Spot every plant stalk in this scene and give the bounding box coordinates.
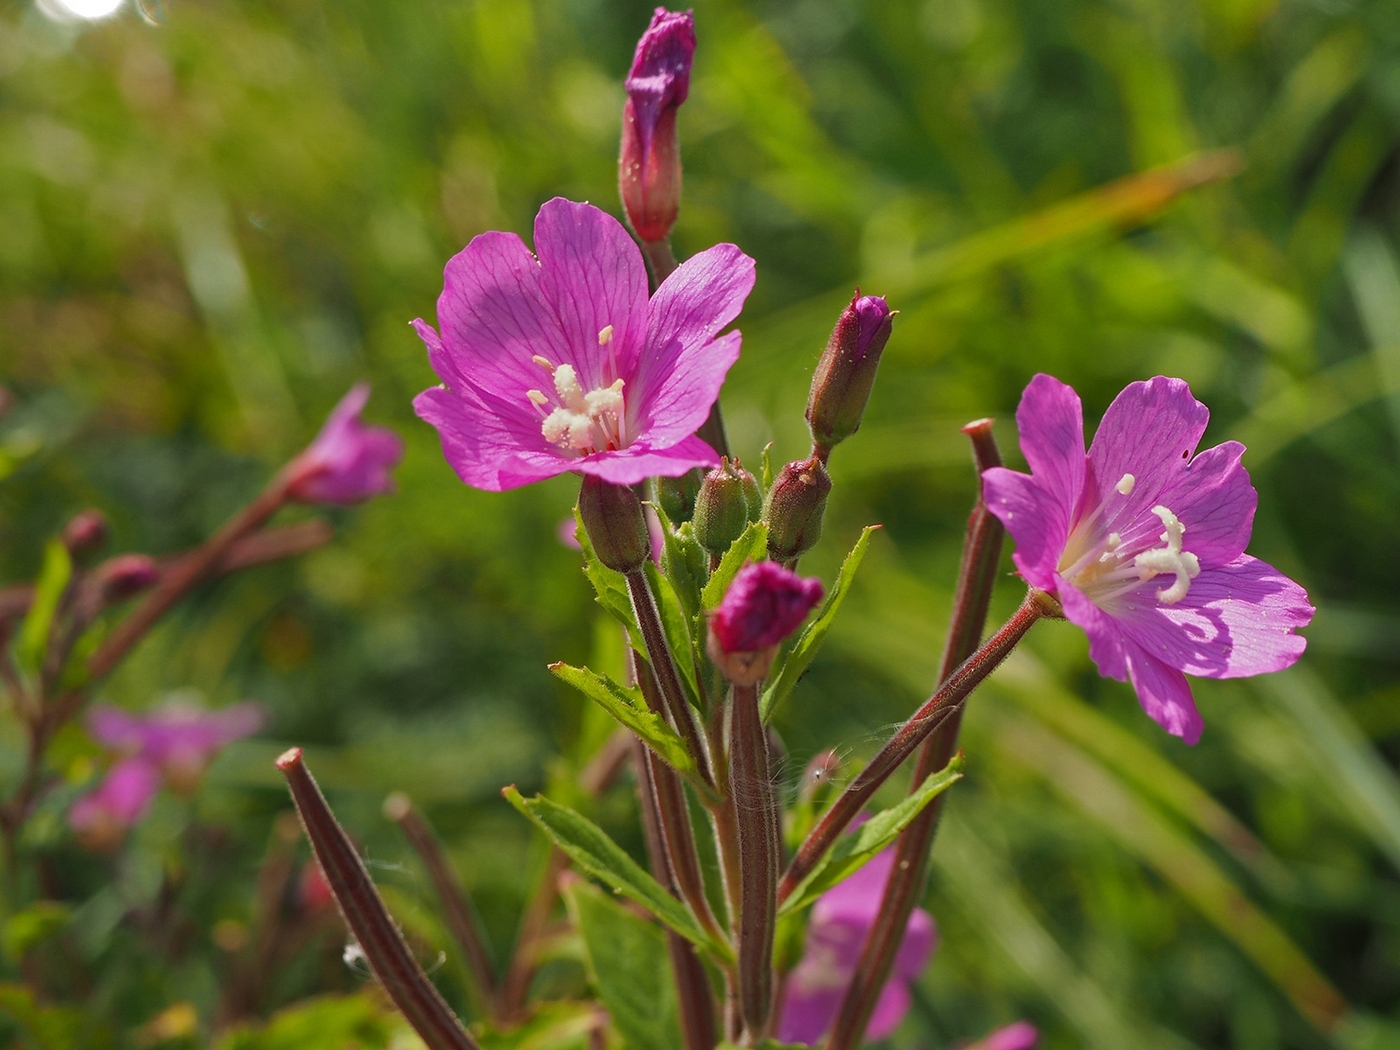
[730,681,778,1043]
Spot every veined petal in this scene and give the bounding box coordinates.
[1154,440,1257,567]
[571,433,720,485]
[1015,374,1086,536]
[637,330,742,446]
[1057,582,1130,681]
[1088,376,1210,534]
[533,198,650,387]
[434,229,575,402]
[1111,555,1312,679]
[414,385,575,492]
[1124,644,1203,744]
[982,467,1066,592]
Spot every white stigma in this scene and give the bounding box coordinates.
[536,363,627,453]
[1116,473,1136,495]
[1132,505,1200,605]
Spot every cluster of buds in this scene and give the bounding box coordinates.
[692,458,761,557]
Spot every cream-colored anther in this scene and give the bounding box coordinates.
[532,354,555,371]
[598,325,614,346]
[1133,505,1199,605]
[1116,473,1136,496]
[526,389,549,407]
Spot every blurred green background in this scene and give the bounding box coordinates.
[1,0,1399,1046]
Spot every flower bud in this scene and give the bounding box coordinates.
[706,561,823,685]
[651,467,704,524]
[619,8,695,244]
[693,458,755,557]
[62,509,109,561]
[764,457,831,564]
[93,554,160,605]
[807,292,893,455]
[741,470,763,524]
[577,476,651,573]
[287,383,404,506]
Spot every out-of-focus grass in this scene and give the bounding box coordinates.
[1,0,1399,1046]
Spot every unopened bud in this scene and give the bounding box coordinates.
[94,554,160,605]
[706,561,824,685]
[807,292,893,455]
[651,467,704,524]
[763,457,831,564]
[741,470,763,524]
[619,9,694,243]
[577,476,651,573]
[62,510,109,561]
[693,458,755,557]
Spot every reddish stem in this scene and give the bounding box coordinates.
[825,419,1004,1050]
[730,681,778,1041]
[276,748,480,1050]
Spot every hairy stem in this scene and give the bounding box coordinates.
[825,419,1004,1050]
[780,591,1048,904]
[730,681,778,1043]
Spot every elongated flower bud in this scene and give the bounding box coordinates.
[706,561,823,685]
[764,457,831,564]
[577,476,651,573]
[62,509,109,561]
[94,554,160,605]
[807,293,893,456]
[694,458,755,557]
[619,9,695,244]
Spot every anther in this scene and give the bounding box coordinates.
[526,389,549,407]
[598,325,614,346]
[532,355,555,371]
[1116,473,1136,496]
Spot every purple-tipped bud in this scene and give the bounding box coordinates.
[578,476,652,573]
[693,458,756,557]
[619,8,695,244]
[707,562,822,683]
[807,292,894,455]
[62,509,109,561]
[968,1022,1040,1050]
[287,383,405,506]
[93,554,160,605]
[764,456,832,564]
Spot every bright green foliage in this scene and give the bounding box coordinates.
[549,662,695,776]
[13,540,71,679]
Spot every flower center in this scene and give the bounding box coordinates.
[527,332,628,455]
[1058,475,1201,609]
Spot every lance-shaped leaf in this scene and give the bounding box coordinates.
[574,507,642,652]
[700,521,768,610]
[761,526,878,722]
[550,663,695,776]
[276,748,480,1050]
[650,502,705,622]
[13,540,72,678]
[644,560,700,705]
[503,786,733,964]
[778,754,964,918]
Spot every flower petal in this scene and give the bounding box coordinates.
[1088,376,1210,534]
[433,229,574,403]
[1057,583,1131,680]
[414,385,574,491]
[1154,440,1257,568]
[533,198,650,388]
[1111,555,1312,679]
[572,433,721,486]
[893,907,937,979]
[866,978,913,1041]
[982,468,1066,592]
[1015,374,1086,536]
[636,330,743,446]
[1124,643,1204,744]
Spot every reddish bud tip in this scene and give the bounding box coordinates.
[94,554,159,604]
[807,292,894,454]
[763,457,832,564]
[619,9,695,243]
[275,746,303,771]
[62,510,109,560]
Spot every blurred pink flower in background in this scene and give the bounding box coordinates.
[68,757,161,853]
[288,382,404,505]
[965,1020,1040,1050]
[86,700,265,794]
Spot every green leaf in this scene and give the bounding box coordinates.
[644,560,700,705]
[563,878,681,1050]
[779,754,964,917]
[760,442,775,490]
[574,506,641,652]
[550,662,695,775]
[700,521,769,610]
[2,901,70,962]
[0,982,102,1050]
[503,787,733,963]
[212,993,393,1050]
[761,525,878,722]
[13,540,72,679]
[476,1001,602,1050]
[652,502,706,622]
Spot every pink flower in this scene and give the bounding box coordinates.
[413,198,754,490]
[710,561,824,654]
[288,383,405,505]
[619,8,695,242]
[778,845,937,1045]
[87,700,265,793]
[966,1021,1040,1050]
[68,757,161,852]
[982,374,1314,744]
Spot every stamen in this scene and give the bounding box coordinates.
[532,354,555,371]
[1116,473,1136,495]
[598,325,614,346]
[526,389,549,407]
[537,372,628,455]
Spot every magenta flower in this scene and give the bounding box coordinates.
[711,562,824,653]
[288,383,405,505]
[413,198,755,490]
[966,1021,1040,1050]
[87,700,265,792]
[619,8,695,242]
[778,845,936,1045]
[983,374,1314,744]
[68,757,161,852]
